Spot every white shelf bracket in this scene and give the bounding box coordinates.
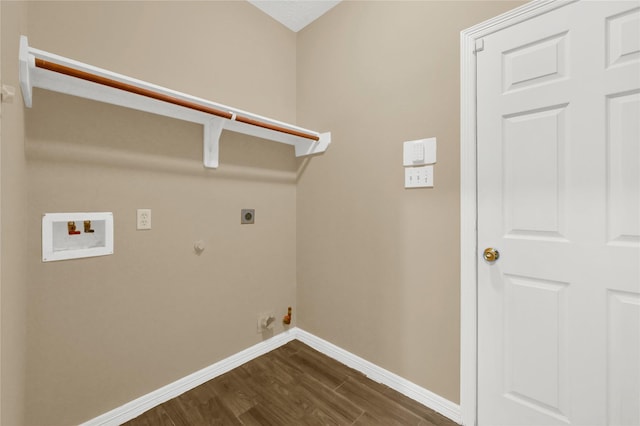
[19,36,33,107]
[203,117,225,169]
[294,132,332,157]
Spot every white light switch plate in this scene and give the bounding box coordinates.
[405,165,434,188]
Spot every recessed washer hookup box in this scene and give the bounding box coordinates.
[42,212,114,262]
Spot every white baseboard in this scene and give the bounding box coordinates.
[81,327,461,425]
[294,329,462,424]
[80,329,297,426]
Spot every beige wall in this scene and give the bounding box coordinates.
[0,1,528,424]
[1,2,29,425]
[296,0,523,404]
[21,2,297,425]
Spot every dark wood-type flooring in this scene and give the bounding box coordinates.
[124,340,459,426]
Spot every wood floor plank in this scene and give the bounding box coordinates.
[123,340,459,426]
[124,405,175,426]
[288,343,362,390]
[238,401,300,425]
[295,373,363,424]
[205,369,258,417]
[159,398,205,426]
[349,372,458,425]
[241,347,363,425]
[275,339,306,356]
[335,376,425,426]
[381,387,459,426]
[169,391,242,425]
[237,405,279,426]
[352,411,402,426]
[351,411,437,426]
[418,420,442,426]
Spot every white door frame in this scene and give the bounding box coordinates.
[459,1,579,425]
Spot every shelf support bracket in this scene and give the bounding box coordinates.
[19,36,33,107]
[203,117,224,169]
[295,132,332,157]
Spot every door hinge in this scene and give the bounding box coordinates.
[474,39,485,54]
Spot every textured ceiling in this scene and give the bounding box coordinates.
[247,0,341,32]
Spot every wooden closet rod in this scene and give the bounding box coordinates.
[35,58,320,142]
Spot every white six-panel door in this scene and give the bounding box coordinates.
[477,1,639,424]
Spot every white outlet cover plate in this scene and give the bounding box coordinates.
[137,209,151,230]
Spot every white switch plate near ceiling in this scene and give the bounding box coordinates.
[405,165,434,188]
[403,137,437,166]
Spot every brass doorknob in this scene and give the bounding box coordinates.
[483,247,500,262]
